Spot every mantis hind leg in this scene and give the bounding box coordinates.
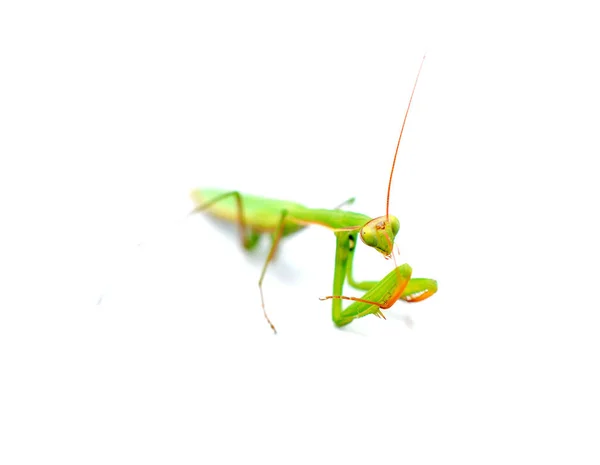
[192,192,290,334]
[257,209,289,335]
[190,190,261,251]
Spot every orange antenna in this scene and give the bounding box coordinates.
[386,55,426,220]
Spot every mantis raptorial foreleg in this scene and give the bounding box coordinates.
[346,237,438,303]
[326,230,403,326]
[399,278,438,302]
[344,231,382,292]
[324,230,437,326]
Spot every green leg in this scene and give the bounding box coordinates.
[344,231,438,302]
[330,232,353,325]
[256,209,289,335]
[400,278,438,302]
[334,264,414,325]
[333,197,356,210]
[345,231,378,291]
[191,190,261,251]
[326,231,436,327]
[329,230,383,326]
[192,191,287,334]
[327,232,408,326]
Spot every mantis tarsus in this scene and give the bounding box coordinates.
[191,57,437,334]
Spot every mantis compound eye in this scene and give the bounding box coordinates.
[390,216,400,236]
[360,228,377,248]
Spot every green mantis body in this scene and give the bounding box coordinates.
[190,189,436,332]
[191,58,437,333]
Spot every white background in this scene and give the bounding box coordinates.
[1,1,599,463]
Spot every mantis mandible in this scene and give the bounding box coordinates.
[191,57,437,334]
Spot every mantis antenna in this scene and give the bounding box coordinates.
[386,55,426,220]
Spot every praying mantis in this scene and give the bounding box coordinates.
[190,57,437,334]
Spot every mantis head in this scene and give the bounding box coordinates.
[359,215,400,257]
